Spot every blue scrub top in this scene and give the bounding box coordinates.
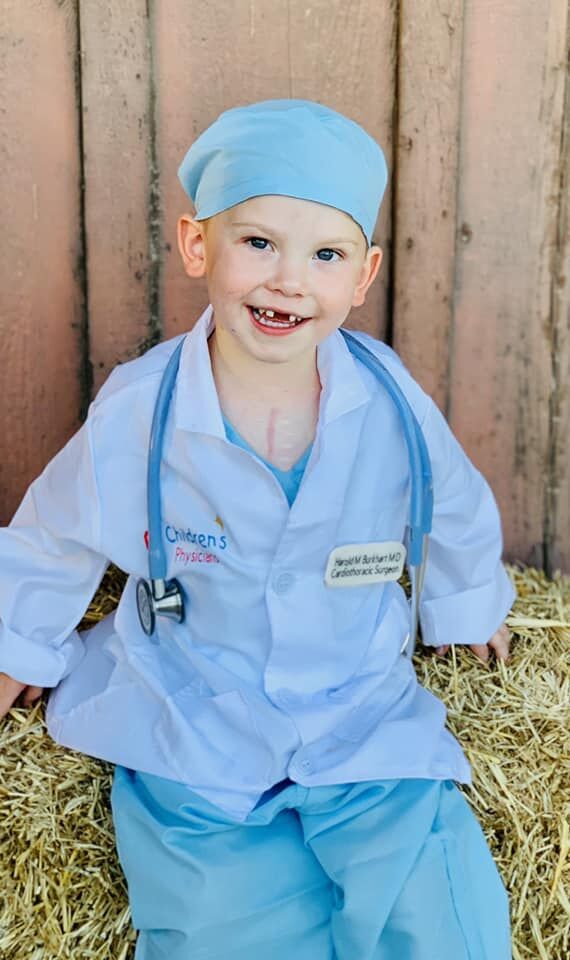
[223,417,312,507]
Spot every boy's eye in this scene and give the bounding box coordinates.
[316,248,342,262]
[247,237,270,250]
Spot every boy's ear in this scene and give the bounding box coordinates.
[352,245,383,307]
[177,215,208,278]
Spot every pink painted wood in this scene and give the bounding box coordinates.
[0,0,82,525]
[546,16,570,575]
[80,0,153,394]
[449,0,568,569]
[394,0,463,413]
[0,0,568,569]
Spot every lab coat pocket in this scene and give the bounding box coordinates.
[46,613,172,774]
[46,613,120,736]
[328,586,416,744]
[331,655,415,743]
[153,685,273,791]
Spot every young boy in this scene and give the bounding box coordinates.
[0,100,514,959]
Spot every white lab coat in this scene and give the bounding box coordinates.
[0,306,515,819]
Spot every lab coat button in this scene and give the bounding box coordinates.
[299,759,313,773]
[273,572,295,595]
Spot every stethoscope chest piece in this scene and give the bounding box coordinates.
[136,578,156,637]
[136,576,185,638]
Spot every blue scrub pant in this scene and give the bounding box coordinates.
[111,769,511,960]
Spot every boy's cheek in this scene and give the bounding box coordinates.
[212,262,259,296]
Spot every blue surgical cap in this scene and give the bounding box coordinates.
[177,99,388,245]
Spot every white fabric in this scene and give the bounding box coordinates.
[0,306,515,819]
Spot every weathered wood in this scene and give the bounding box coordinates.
[546,10,570,574]
[0,0,568,569]
[152,0,395,341]
[449,0,567,568]
[394,0,464,412]
[79,0,153,394]
[0,0,82,525]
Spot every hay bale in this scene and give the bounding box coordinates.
[1,564,568,959]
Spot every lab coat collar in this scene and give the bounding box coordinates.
[316,326,372,425]
[173,304,372,437]
[173,305,226,438]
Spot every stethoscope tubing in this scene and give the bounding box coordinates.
[139,331,433,659]
[147,338,185,582]
[340,331,433,560]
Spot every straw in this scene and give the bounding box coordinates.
[1,563,568,958]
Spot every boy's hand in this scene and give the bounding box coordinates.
[0,672,43,720]
[434,623,512,663]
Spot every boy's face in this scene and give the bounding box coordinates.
[178,194,382,366]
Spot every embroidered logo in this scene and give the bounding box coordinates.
[165,522,227,551]
[143,517,227,567]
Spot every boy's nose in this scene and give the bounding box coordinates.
[267,259,306,298]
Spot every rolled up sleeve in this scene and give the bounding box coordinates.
[418,400,516,649]
[0,415,109,687]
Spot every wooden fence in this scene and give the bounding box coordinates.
[1,0,568,571]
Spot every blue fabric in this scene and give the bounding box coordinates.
[177,99,388,244]
[223,415,312,506]
[111,768,511,960]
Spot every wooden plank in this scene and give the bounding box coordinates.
[0,0,82,525]
[152,0,395,342]
[79,0,153,394]
[546,14,570,574]
[393,0,464,412]
[449,0,568,568]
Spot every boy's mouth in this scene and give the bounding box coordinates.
[247,305,311,334]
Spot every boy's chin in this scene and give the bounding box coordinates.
[244,338,314,364]
[241,328,322,367]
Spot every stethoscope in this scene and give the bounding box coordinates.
[136,330,433,659]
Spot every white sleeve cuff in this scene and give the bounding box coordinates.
[0,624,86,688]
[420,565,516,648]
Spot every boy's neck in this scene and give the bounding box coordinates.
[207,327,321,470]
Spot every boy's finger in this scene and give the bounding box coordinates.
[488,635,511,662]
[0,681,26,719]
[490,623,511,646]
[469,643,489,662]
[435,645,450,656]
[21,686,44,706]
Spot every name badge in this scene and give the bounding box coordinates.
[325,541,406,588]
